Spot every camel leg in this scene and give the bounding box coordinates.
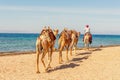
[59,49,64,64]
[41,50,47,72]
[87,44,89,50]
[36,51,40,73]
[48,49,50,60]
[75,45,77,54]
[73,46,76,54]
[59,47,64,64]
[59,49,62,64]
[59,41,64,64]
[69,39,75,56]
[36,45,40,73]
[85,43,87,48]
[66,48,69,61]
[70,48,72,56]
[69,42,72,56]
[46,47,53,70]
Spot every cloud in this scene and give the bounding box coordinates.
[0,5,120,16]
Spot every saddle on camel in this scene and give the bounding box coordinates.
[40,26,56,42]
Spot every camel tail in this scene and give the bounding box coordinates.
[36,37,42,54]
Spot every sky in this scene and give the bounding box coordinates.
[0,0,120,34]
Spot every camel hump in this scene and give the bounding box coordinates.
[49,32,56,41]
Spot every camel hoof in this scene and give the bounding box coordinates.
[67,58,69,61]
[46,67,51,71]
[61,59,64,62]
[45,67,51,73]
[59,59,64,64]
[47,66,52,69]
[36,71,40,74]
[59,62,63,64]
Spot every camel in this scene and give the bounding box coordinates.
[58,29,73,64]
[69,30,80,55]
[36,27,58,73]
[83,33,92,50]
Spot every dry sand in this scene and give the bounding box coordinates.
[0,46,120,80]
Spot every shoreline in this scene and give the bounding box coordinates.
[0,51,35,56]
[0,44,120,56]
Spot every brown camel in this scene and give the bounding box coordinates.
[58,29,73,64]
[36,27,58,73]
[69,30,80,55]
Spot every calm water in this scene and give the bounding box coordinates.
[0,33,120,52]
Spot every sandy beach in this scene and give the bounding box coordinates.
[0,46,120,80]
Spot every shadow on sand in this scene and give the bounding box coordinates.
[76,48,102,56]
[47,62,79,73]
[48,55,89,73]
[76,52,92,56]
[91,48,102,51]
[47,48,102,73]
[71,55,89,62]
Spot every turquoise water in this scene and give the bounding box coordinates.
[0,33,120,52]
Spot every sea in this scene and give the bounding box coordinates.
[0,33,120,52]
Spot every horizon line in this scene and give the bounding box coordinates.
[0,32,120,36]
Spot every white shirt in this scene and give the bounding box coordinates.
[84,27,90,33]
